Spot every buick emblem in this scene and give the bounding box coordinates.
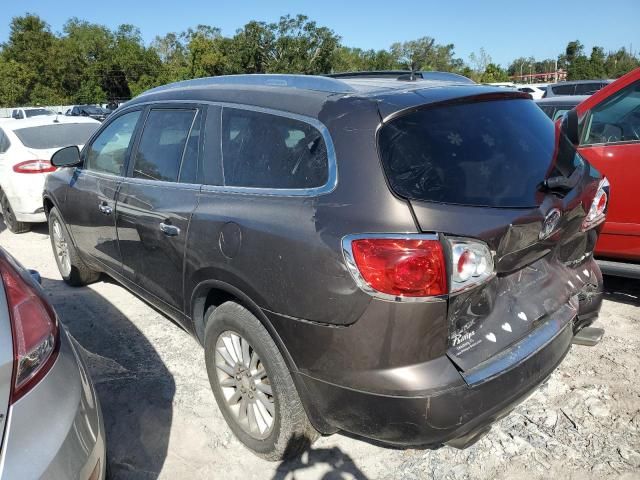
[540,208,562,240]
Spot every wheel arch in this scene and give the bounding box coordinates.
[189,278,337,435]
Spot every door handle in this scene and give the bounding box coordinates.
[98,202,112,215]
[159,222,180,237]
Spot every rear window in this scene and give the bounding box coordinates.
[25,109,53,118]
[378,98,574,208]
[14,123,99,149]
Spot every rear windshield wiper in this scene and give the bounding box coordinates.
[538,161,585,193]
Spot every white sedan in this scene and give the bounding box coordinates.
[0,116,100,233]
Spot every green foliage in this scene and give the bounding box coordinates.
[0,13,638,107]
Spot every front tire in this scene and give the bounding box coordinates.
[204,301,319,461]
[0,191,30,234]
[48,207,100,286]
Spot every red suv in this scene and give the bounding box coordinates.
[574,67,640,277]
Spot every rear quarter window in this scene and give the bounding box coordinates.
[378,98,575,208]
[221,108,328,189]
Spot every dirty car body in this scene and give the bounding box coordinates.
[43,74,605,451]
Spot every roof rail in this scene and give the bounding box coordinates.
[140,74,356,97]
[327,70,475,84]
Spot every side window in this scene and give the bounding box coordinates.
[0,129,9,153]
[85,110,141,175]
[178,111,201,184]
[132,109,196,182]
[552,84,575,95]
[553,108,570,121]
[582,80,640,145]
[575,83,600,95]
[221,108,329,189]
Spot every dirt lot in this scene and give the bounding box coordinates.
[0,221,638,480]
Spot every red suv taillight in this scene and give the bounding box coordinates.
[343,234,495,299]
[581,178,609,231]
[0,256,58,402]
[12,160,57,174]
[343,235,448,299]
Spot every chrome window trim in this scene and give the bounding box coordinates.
[120,99,338,197]
[341,233,447,303]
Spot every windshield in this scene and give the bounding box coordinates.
[25,109,54,118]
[14,123,99,149]
[378,98,580,208]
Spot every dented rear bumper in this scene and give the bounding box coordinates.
[297,308,574,447]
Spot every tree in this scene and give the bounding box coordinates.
[390,37,435,71]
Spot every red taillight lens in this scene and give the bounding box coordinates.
[349,238,447,297]
[12,160,57,174]
[0,256,58,402]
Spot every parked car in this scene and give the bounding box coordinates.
[0,246,106,479]
[11,108,55,120]
[44,73,606,460]
[66,105,110,122]
[570,67,640,278]
[517,84,547,99]
[328,70,476,83]
[543,79,612,98]
[0,116,100,233]
[536,95,589,121]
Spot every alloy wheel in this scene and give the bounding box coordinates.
[51,218,71,277]
[215,331,275,439]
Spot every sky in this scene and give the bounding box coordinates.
[1,0,639,67]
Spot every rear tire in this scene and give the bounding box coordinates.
[0,191,30,234]
[204,301,319,461]
[48,207,100,286]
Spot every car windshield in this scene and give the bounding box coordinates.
[25,109,54,118]
[378,98,580,208]
[14,123,99,149]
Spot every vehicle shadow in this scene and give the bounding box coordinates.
[42,276,175,480]
[272,435,368,480]
[603,274,640,306]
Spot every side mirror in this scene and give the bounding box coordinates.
[561,108,580,145]
[51,145,81,168]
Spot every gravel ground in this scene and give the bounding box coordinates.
[1,222,639,480]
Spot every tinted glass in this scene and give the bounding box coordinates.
[552,84,575,95]
[25,108,53,118]
[583,80,640,144]
[13,123,99,149]
[222,108,328,189]
[86,111,140,175]
[378,98,579,208]
[132,109,196,182]
[575,83,601,95]
[178,111,201,184]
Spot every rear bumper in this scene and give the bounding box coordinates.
[297,320,573,447]
[0,327,106,480]
[1,175,47,223]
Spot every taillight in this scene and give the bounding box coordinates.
[0,255,58,402]
[581,178,609,231]
[343,235,447,299]
[343,234,495,300]
[12,160,57,174]
[448,238,495,293]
